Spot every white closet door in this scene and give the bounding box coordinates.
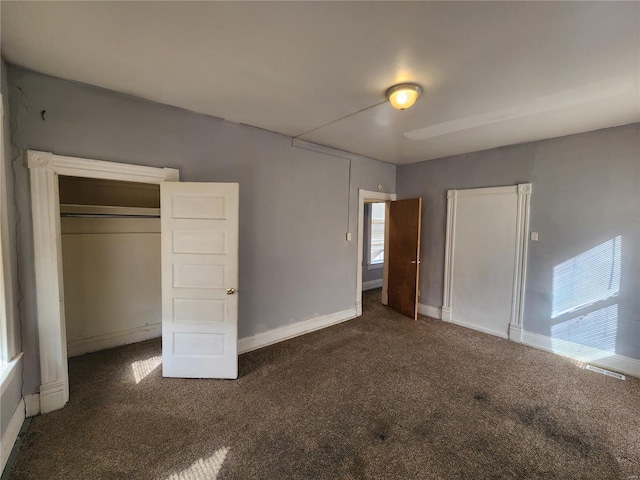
[161,182,239,378]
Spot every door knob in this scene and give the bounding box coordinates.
[411,260,421,264]
[226,288,236,295]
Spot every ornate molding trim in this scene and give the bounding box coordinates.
[27,150,179,182]
[518,183,532,195]
[27,150,179,413]
[442,190,457,315]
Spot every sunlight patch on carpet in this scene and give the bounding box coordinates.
[132,356,162,384]
[164,447,229,480]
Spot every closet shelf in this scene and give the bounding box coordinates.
[60,204,160,218]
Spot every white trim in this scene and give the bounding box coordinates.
[442,190,457,321]
[509,323,523,343]
[1,398,24,475]
[24,394,40,418]
[67,324,162,358]
[238,307,357,354]
[28,150,179,414]
[27,151,179,182]
[442,184,531,340]
[357,189,396,316]
[522,330,640,378]
[0,353,22,397]
[510,184,532,342]
[448,318,509,339]
[362,279,383,291]
[417,303,442,320]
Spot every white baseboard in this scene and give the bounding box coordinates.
[67,324,162,357]
[509,323,523,343]
[418,303,442,320]
[447,317,509,340]
[24,394,40,418]
[522,331,640,378]
[39,380,66,414]
[362,279,383,291]
[238,306,357,354]
[1,398,24,475]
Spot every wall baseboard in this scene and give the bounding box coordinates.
[362,279,383,291]
[238,307,357,354]
[522,331,640,378]
[509,323,523,343]
[67,324,162,358]
[447,317,509,340]
[1,398,25,475]
[418,303,442,320]
[24,394,40,418]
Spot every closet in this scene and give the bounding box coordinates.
[59,176,162,357]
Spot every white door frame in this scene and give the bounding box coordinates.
[357,189,396,316]
[27,150,179,413]
[442,183,532,342]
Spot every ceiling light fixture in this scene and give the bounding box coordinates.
[386,83,422,110]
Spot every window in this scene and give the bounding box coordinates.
[368,202,386,266]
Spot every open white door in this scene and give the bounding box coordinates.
[161,182,239,379]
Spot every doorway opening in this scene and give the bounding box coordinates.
[362,202,386,307]
[356,189,396,316]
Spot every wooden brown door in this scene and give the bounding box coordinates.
[388,198,422,320]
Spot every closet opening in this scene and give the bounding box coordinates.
[59,176,162,361]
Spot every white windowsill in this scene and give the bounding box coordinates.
[367,263,384,270]
[0,352,23,396]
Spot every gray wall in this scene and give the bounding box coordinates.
[397,123,640,360]
[1,59,23,439]
[7,65,396,394]
[362,203,383,285]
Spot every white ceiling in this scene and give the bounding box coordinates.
[2,1,639,165]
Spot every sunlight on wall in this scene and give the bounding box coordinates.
[551,304,618,354]
[131,355,162,384]
[552,236,621,318]
[165,447,229,480]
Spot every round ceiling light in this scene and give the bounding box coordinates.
[386,83,422,110]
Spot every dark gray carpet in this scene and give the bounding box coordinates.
[9,289,640,479]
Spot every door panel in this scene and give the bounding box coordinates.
[388,198,422,320]
[161,182,239,379]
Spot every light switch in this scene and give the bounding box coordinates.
[346,232,352,241]
[531,231,539,241]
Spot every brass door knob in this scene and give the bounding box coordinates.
[226,288,236,295]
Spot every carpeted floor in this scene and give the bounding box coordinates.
[8,289,640,479]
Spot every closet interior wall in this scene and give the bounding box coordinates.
[59,176,162,357]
